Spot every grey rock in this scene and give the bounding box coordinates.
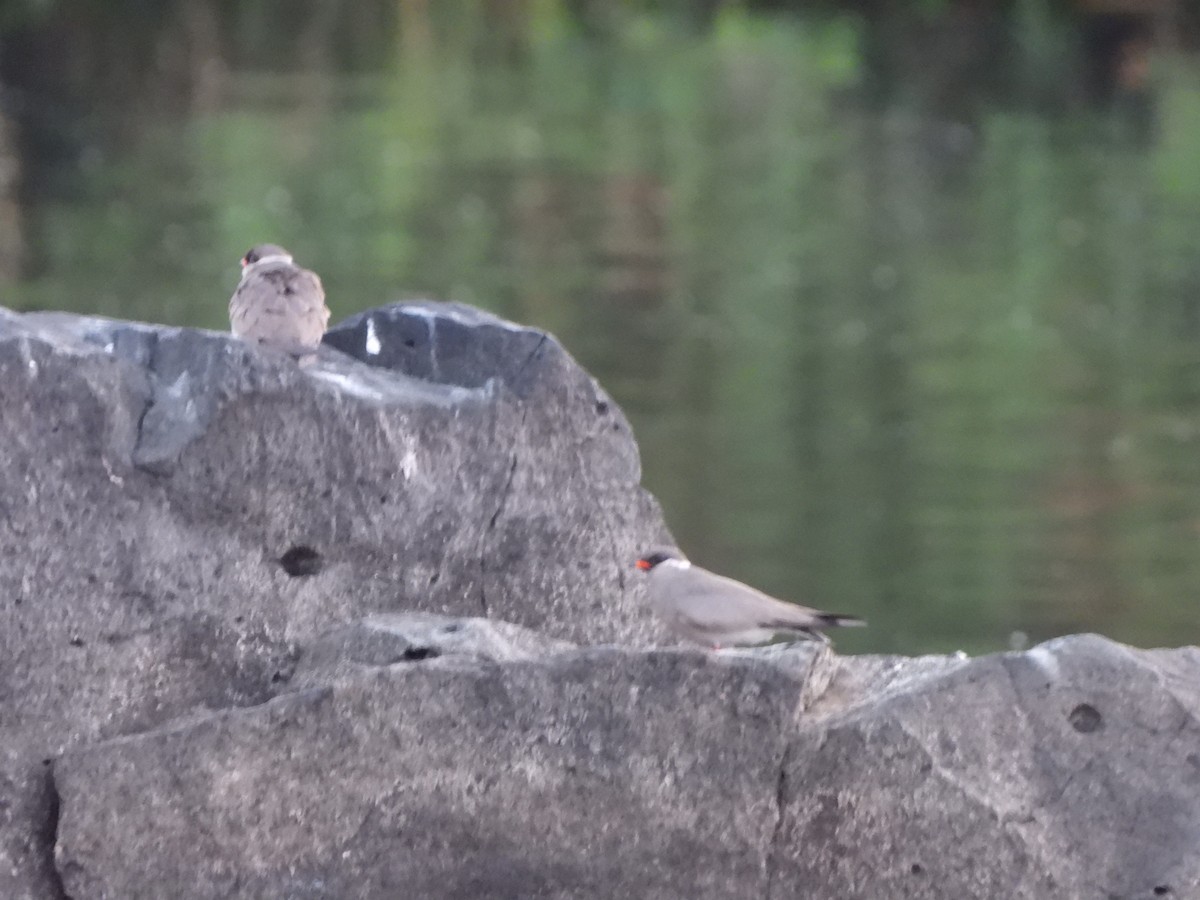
[322,301,549,397]
[776,634,1200,899]
[326,301,667,642]
[0,753,59,900]
[0,302,669,897]
[285,612,576,691]
[49,633,1200,900]
[54,641,830,900]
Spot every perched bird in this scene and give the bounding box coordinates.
[635,548,865,648]
[229,244,330,358]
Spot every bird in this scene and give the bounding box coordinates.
[635,547,865,648]
[229,244,330,358]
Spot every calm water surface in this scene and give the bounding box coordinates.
[6,9,1200,654]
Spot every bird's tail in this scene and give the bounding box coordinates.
[766,610,866,637]
[814,612,866,629]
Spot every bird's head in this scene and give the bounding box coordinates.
[635,548,687,572]
[240,244,294,269]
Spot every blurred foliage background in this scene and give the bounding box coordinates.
[3,0,1200,654]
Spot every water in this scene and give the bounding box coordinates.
[4,4,1200,654]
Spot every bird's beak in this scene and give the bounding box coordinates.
[635,559,651,571]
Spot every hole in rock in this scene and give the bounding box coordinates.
[440,622,461,634]
[910,864,924,875]
[403,338,416,348]
[401,647,439,662]
[279,546,323,577]
[429,573,440,585]
[68,637,84,647]
[1154,886,1171,896]
[1068,703,1103,734]
[595,400,609,415]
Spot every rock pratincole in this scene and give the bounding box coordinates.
[635,547,865,648]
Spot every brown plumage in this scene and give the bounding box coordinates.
[229,244,330,358]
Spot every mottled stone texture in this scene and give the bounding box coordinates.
[50,632,1200,900]
[776,635,1200,900]
[54,642,823,900]
[0,302,667,897]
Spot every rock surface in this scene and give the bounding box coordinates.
[283,611,578,691]
[51,630,1200,900]
[0,302,668,898]
[780,634,1200,900]
[55,623,831,900]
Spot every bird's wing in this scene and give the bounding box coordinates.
[229,264,328,350]
[228,273,268,337]
[665,566,831,633]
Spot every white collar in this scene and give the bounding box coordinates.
[247,253,293,269]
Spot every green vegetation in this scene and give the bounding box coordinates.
[4,2,1200,653]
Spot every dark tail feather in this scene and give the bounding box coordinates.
[816,613,866,629]
[765,612,866,639]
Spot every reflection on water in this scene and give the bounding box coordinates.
[5,4,1200,654]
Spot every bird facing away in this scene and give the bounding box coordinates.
[635,548,865,648]
[229,244,330,358]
